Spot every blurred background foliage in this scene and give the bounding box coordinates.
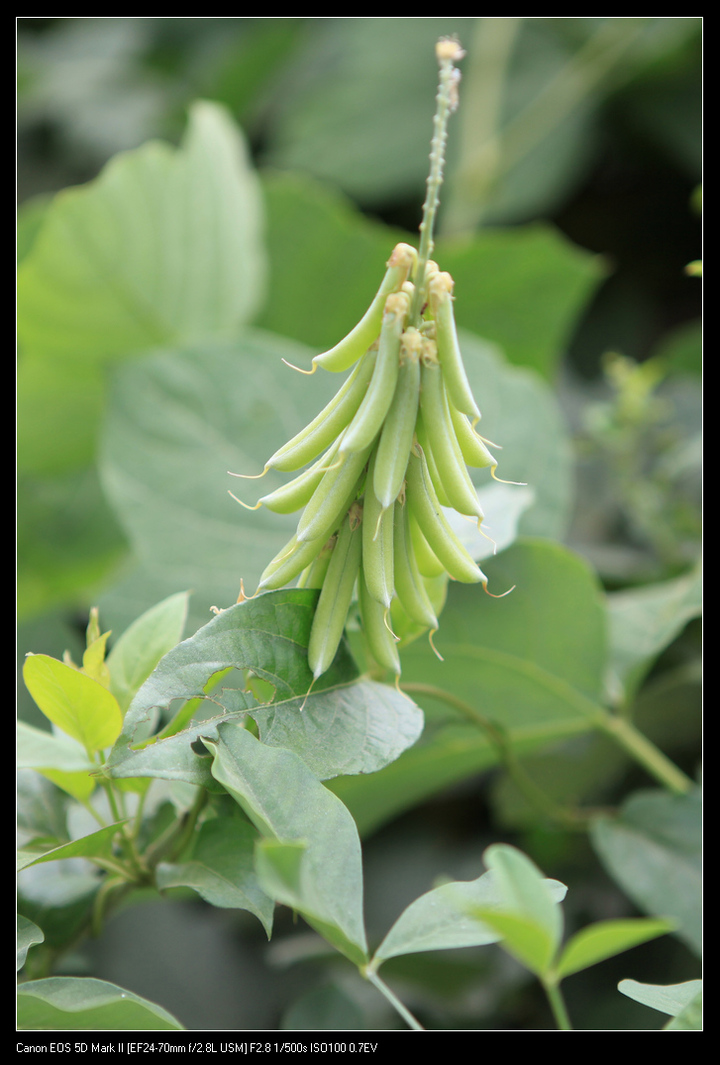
[17,17,701,1031]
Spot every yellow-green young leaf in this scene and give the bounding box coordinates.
[556,918,675,979]
[23,654,123,754]
[38,768,96,803]
[472,908,557,978]
[82,632,112,689]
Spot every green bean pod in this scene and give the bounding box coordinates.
[267,347,378,473]
[408,509,446,578]
[362,450,395,609]
[257,438,342,514]
[358,561,401,677]
[405,447,486,584]
[257,533,325,593]
[339,290,410,456]
[372,328,422,511]
[296,442,373,544]
[415,411,452,508]
[448,401,497,469]
[419,358,485,520]
[428,271,481,421]
[392,501,438,629]
[296,535,337,589]
[308,506,363,680]
[312,244,417,374]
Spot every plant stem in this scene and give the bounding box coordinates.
[598,714,694,795]
[364,968,425,1031]
[543,977,573,1031]
[411,39,464,326]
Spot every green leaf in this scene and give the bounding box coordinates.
[17,722,97,801]
[114,590,342,746]
[556,918,674,979]
[482,844,563,963]
[470,909,558,978]
[17,915,44,971]
[664,992,702,1030]
[437,224,601,378]
[373,869,567,966]
[108,591,421,785]
[23,654,123,754]
[17,721,94,774]
[17,100,265,364]
[257,171,408,355]
[98,332,353,632]
[250,679,423,780]
[605,564,702,702]
[106,591,190,712]
[17,468,128,619]
[17,977,184,1031]
[156,817,274,936]
[281,985,366,1032]
[459,338,574,540]
[205,722,368,966]
[17,822,127,871]
[332,540,607,835]
[618,978,702,1017]
[263,19,464,204]
[591,788,701,956]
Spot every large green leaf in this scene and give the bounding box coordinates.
[106,591,190,712]
[107,591,422,784]
[17,100,265,364]
[98,331,348,633]
[17,977,184,1031]
[205,723,368,966]
[373,866,567,966]
[591,787,701,956]
[156,817,274,935]
[114,590,354,746]
[17,100,265,483]
[457,335,574,539]
[618,978,702,1018]
[257,171,408,355]
[437,224,601,377]
[17,915,44,972]
[605,564,702,703]
[332,540,607,835]
[17,822,126,872]
[475,843,563,976]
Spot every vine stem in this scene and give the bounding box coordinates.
[410,38,465,327]
[401,681,694,797]
[542,977,573,1031]
[363,968,425,1031]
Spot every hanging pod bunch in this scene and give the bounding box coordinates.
[234,250,508,684]
[231,38,516,687]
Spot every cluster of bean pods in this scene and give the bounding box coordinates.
[234,242,501,682]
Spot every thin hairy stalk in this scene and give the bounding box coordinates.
[411,39,464,327]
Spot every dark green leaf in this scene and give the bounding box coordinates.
[17,915,45,971]
[373,867,566,965]
[157,817,274,935]
[591,788,701,955]
[17,977,184,1031]
[205,722,368,966]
